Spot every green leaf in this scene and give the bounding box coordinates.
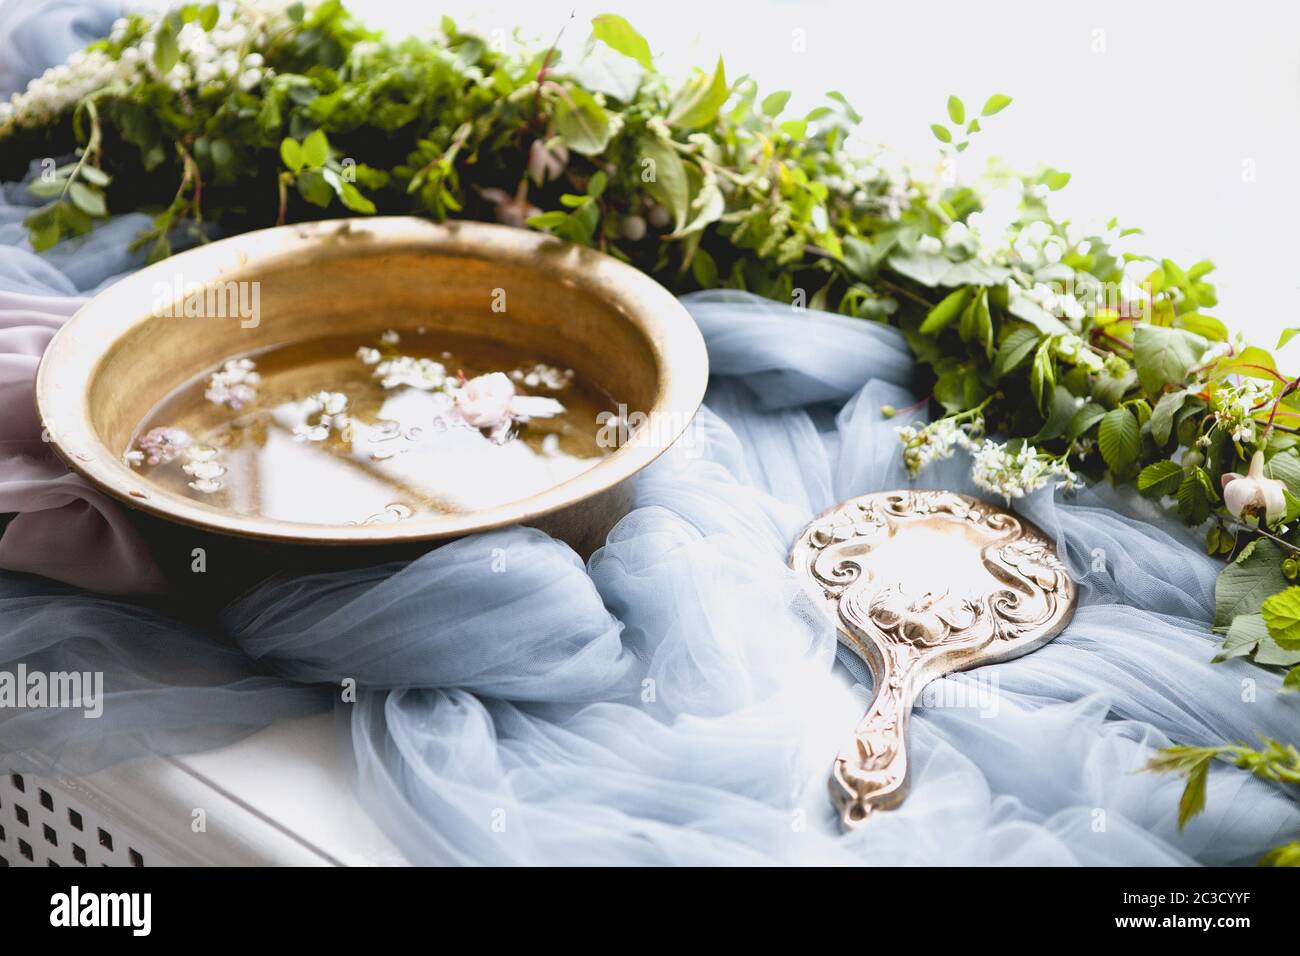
[1260,841,1300,866]
[1007,295,1071,336]
[1178,759,1210,830]
[981,93,1012,116]
[638,136,688,231]
[1137,460,1184,498]
[300,129,329,168]
[1279,327,1300,349]
[209,138,234,171]
[525,210,568,230]
[1043,169,1071,191]
[555,87,614,155]
[1210,346,1277,383]
[590,14,653,70]
[295,168,332,207]
[1177,313,1228,342]
[668,180,724,239]
[1256,631,1300,666]
[760,91,790,117]
[946,95,965,124]
[1214,540,1287,629]
[1029,339,1055,411]
[1098,407,1139,473]
[68,181,106,217]
[1133,324,1208,398]
[918,287,972,335]
[667,57,728,129]
[825,90,862,124]
[78,165,110,187]
[1266,450,1300,498]
[29,218,60,252]
[323,168,375,214]
[1066,401,1106,442]
[929,123,952,144]
[1176,468,1214,524]
[1215,612,1267,662]
[153,19,180,73]
[992,326,1040,380]
[198,3,219,31]
[280,138,303,172]
[1030,385,1077,443]
[1149,389,1189,446]
[1261,586,1300,649]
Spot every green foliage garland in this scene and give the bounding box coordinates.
[1,1,1296,862]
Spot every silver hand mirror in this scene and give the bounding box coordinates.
[790,490,1077,829]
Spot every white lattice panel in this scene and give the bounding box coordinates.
[0,771,163,868]
[1,715,407,867]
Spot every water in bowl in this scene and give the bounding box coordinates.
[126,328,618,526]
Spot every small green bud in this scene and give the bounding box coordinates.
[1283,558,1299,581]
[881,404,897,419]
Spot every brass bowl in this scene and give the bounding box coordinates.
[35,218,708,566]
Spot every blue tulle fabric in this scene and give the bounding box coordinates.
[1,3,1297,865]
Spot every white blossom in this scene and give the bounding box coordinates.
[968,438,1081,500]
[0,4,290,139]
[917,234,943,255]
[204,357,260,409]
[373,355,447,391]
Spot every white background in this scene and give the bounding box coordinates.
[159,0,1300,350]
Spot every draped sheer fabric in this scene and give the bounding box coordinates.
[0,2,1296,865]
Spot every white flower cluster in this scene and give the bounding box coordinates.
[0,48,134,132]
[1011,220,1069,269]
[293,390,350,442]
[898,414,1081,499]
[204,357,260,409]
[856,152,915,222]
[0,5,291,136]
[897,416,982,475]
[964,184,1021,253]
[1015,279,1086,323]
[372,355,448,391]
[182,443,226,493]
[509,363,574,391]
[141,16,271,94]
[128,425,192,466]
[1212,379,1271,444]
[968,438,1082,500]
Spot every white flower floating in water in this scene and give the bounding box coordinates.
[372,355,447,391]
[205,358,260,409]
[293,391,350,442]
[129,426,191,466]
[450,372,564,442]
[1221,450,1286,526]
[182,444,225,494]
[509,363,575,391]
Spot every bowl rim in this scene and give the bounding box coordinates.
[34,217,708,545]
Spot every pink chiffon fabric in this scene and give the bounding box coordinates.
[0,291,166,594]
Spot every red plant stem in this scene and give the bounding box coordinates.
[532,12,574,127]
[1090,327,1133,352]
[1262,377,1300,442]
